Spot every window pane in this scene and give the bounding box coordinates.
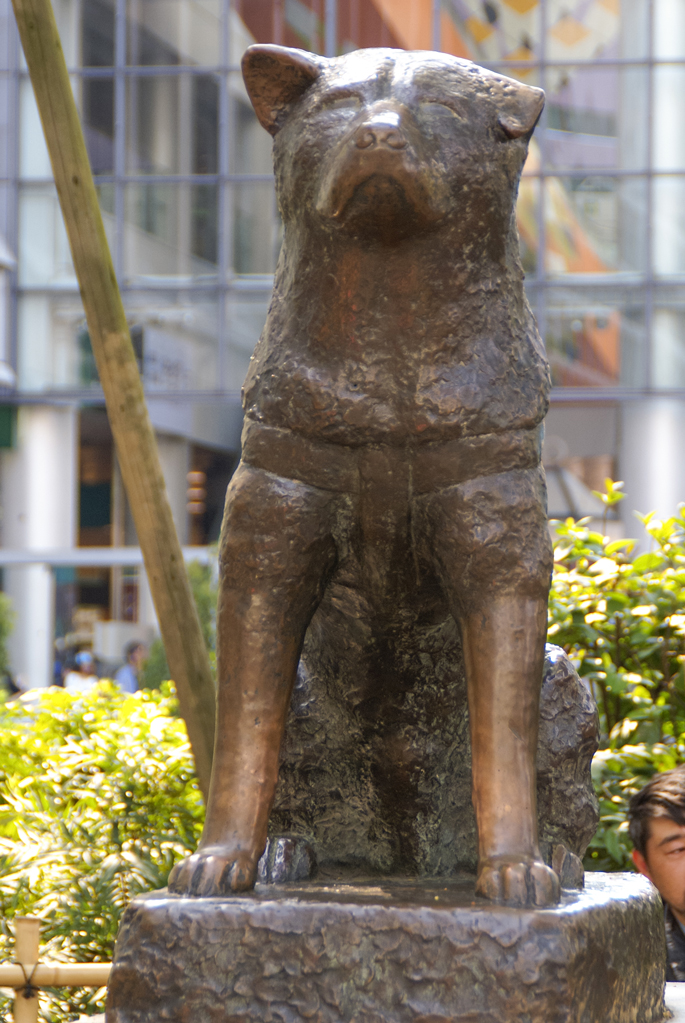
[235,0,403,52]
[548,64,650,175]
[544,66,618,172]
[18,186,115,286]
[654,0,685,60]
[123,291,220,391]
[653,66,685,172]
[17,292,86,390]
[82,0,115,67]
[127,77,181,174]
[653,176,685,275]
[544,176,646,275]
[547,0,621,61]
[19,79,51,179]
[126,74,218,176]
[0,77,12,180]
[440,0,542,66]
[230,76,274,176]
[17,290,222,392]
[543,65,647,173]
[653,306,685,388]
[124,183,219,278]
[517,167,540,276]
[83,76,114,175]
[231,182,279,275]
[544,287,646,388]
[0,0,15,69]
[224,289,270,390]
[193,75,219,174]
[0,183,11,247]
[127,0,221,66]
[18,188,75,286]
[619,0,651,59]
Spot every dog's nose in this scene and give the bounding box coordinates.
[354,113,407,150]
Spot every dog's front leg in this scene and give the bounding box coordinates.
[420,464,560,907]
[169,463,338,897]
[461,594,560,907]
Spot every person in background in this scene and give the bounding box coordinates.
[115,640,147,694]
[64,650,99,694]
[629,767,685,980]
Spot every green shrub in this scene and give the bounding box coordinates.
[549,493,685,871]
[550,506,685,745]
[0,683,203,1021]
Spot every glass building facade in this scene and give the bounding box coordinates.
[2,0,684,401]
[0,0,684,685]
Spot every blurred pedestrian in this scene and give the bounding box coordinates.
[115,640,147,694]
[64,650,99,694]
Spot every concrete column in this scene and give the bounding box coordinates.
[137,566,159,632]
[136,432,189,632]
[155,433,190,545]
[651,0,685,388]
[619,399,685,545]
[1,405,78,688]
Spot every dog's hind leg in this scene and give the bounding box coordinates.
[169,463,339,897]
[419,465,560,907]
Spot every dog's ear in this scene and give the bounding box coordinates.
[242,44,323,136]
[497,81,545,139]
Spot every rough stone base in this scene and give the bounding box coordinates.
[106,873,666,1023]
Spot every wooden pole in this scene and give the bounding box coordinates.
[13,917,40,1023]
[10,0,216,795]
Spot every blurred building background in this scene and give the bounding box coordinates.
[0,0,683,686]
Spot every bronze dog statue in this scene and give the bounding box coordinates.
[170,44,560,908]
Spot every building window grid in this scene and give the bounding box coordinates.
[0,0,682,399]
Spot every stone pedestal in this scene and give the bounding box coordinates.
[106,873,666,1023]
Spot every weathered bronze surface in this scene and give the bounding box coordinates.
[106,873,666,1023]
[263,644,598,887]
[170,45,566,907]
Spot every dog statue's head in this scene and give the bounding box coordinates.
[242,45,543,247]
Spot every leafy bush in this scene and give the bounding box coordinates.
[0,683,202,1021]
[549,493,685,871]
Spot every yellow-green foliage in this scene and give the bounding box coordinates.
[549,495,685,871]
[0,682,202,1021]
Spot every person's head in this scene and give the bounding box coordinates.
[75,650,94,675]
[629,767,685,918]
[125,641,146,671]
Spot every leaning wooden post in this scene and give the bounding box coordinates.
[10,0,216,795]
[13,916,40,1023]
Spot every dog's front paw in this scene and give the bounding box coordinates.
[477,856,560,907]
[168,845,257,897]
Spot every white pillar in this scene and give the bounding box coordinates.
[137,567,159,633]
[651,0,685,387]
[136,432,189,632]
[1,406,78,688]
[619,399,685,546]
[155,433,189,545]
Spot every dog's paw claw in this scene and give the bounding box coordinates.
[477,856,560,907]
[168,847,256,897]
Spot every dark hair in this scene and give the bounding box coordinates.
[125,640,145,662]
[628,767,685,856]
